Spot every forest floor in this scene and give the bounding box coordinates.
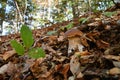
[0,6,120,80]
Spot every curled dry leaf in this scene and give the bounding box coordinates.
[3,50,16,60]
[112,61,120,68]
[48,36,57,45]
[104,25,111,30]
[61,63,70,80]
[75,51,91,56]
[88,21,102,27]
[70,54,83,78]
[86,31,100,42]
[42,44,56,54]
[57,36,64,42]
[104,55,120,61]
[107,67,120,75]
[96,40,110,49]
[0,62,17,75]
[30,60,47,78]
[104,45,120,55]
[80,37,89,47]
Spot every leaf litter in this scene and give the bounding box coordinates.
[0,7,120,80]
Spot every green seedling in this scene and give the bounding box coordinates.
[11,25,45,59]
[60,22,73,31]
[79,17,89,24]
[47,31,57,36]
[103,11,116,17]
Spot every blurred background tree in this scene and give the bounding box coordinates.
[0,0,115,35]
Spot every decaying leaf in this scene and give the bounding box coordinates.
[104,55,120,61]
[86,31,100,42]
[70,54,83,78]
[88,21,102,27]
[107,67,120,75]
[3,50,16,60]
[96,40,110,49]
[112,61,120,68]
[0,62,17,75]
[61,63,70,80]
[31,64,47,78]
[75,50,91,56]
[80,37,89,47]
[42,44,56,54]
[57,36,64,42]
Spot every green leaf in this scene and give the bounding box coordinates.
[103,12,116,17]
[10,40,25,55]
[28,48,45,59]
[47,31,57,36]
[20,25,34,49]
[79,18,89,24]
[65,22,73,30]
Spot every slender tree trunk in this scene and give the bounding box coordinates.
[0,1,7,34]
[71,0,79,19]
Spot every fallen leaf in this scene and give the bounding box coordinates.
[113,61,120,68]
[0,62,17,75]
[104,25,111,30]
[80,37,89,47]
[96,40,110,49]
[88,21,101,27]
[61,63,70,80]
[57,36,64,42]
[70,55,83,78]
[55,64,62,71]
[42,44,56,54]
[75,51,91,56]
[86,31,100,42]
[104,55,120,61]
[3,50,16,60]
[107,67,120,75]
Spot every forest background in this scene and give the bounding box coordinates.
[0,0,115,35]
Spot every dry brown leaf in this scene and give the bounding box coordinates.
[88,21,102,27]
[0,62,17,75]
[86,31,100,42]
[70,55,83,78]
[80,37,89,47]
[55,64,62,71]
[37,67,54,80]
[57,36,64,42]
[107,67,120,75]
[42,44,56,54]
[0,38,1,42]
[104,25,111,30]
[75,51,91,56]
[112,61,120,68]
[3,50,16,60]
[96,40,110,49]
[104,55,120,61]
[30,60,48,78]
[48,36,57,45]
[61,63,70,80]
